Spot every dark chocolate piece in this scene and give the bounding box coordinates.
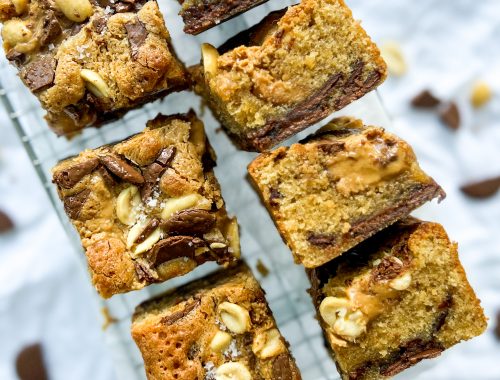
[39,11,62,47]
[440,102,460,130]
[411,90,441,108]
[63,189,91,219]
[99,153,144,184]
[0,209,14,233]
[134,260,158,283]
[160,298,201,325]
[307,232,336,247]
[125,19,148,59]
[460,176,500,199]
[23,56,56,92]
[162,209,216,236]
[52,157,99,189]
[135,218,160,244]
[15,343,48,380]
[149,236,206,266]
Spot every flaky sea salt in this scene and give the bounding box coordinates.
[204,361,216,380]
[224,339,240,359]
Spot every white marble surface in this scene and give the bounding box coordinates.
[1,0,499,379]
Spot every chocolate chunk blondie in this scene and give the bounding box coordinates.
[192,0,387,151]
[132,262,301,380]
[307,218,487,380]
[0,0,187,136]
[248,117,445,268]
[178,0,268,35]
[52,111,239,298]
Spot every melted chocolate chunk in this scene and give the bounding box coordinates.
[134,260,158,283]
[440,102,460,130]
[156,146,176,166]
[15,343,48,380]
[269,187,283,207]
[161,298,201,325]
[460,176,500,199]
[272,353,301,380]
[135,218,160,244]
[52,157,99,189]
[97,165,116,187]
[39,11,62,47]
[316,140,345,155]
[125,19,148,59]
[162,209,216,236]
[411,90,441,108]
[63,189,91,219]
[371,256,405,282]
[99,154,144,184]
[141,147,176,201]
[307,232,336,247]
[149,236,206,267]
[23,57,56,92]
[0,210,14,233]
[6,49,26,66]
[63,103,98,128]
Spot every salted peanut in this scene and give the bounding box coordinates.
[389,272,412,291]
[218,302,250,334]
[470,81,492,108]
[55,0,93,22]
[126,219,148,248]
[226,218,240,258]
[161,193,210,219]
[210,330,232,352]
[11,0,28,14]
[380,41,407,76]
[201,43,219,76]
[80,69,111,98]
[319,297,351,328]
[133,228,162,256]
[333,310,366,340]
[1,19,32,47]
[215,362,251,380]
[252,328,285,359]
[116,186,141,225]
[210,242,227,249]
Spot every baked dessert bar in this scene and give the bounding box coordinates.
[52,111,239,297]
[132,262,301,380]
[192,0,387,151]
[0,0,187,136]
[248,117,445,268]
[178,0,269,35]
[307,218,486,380]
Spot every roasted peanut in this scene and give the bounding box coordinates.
[161,193,210,219]
[226,218,240,258]
[116,186,141,225]
[218,302,250,334]
[319,297,367,341]
[389,272,412,290]
[55,0,93,22]
[252,328,285,359]
[133,228,162,256]
[1,19,32,48]
[215,362,251,380]
[380,41,407,76]
[210,331,232,353]
[201,43,219,76]
[80,69,111,98]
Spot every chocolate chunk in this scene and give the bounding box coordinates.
[99,154,144,184]
[307,232,336,247]
[460,176,500,199]
[97,165,116,187]
[63,103,98,128]
[272,353,300,380]
[162,209,216,236]
[23,57,56,92]
[0,210,14,233]
[63,189,91,220]
[269,187,282,207]
[156,146,176,166]
[52,157,99,189]
[371,256,405,282]
[149,236,206,266]
[439,102,460,130]
[161,298,200,325]
[92,16,108,34]
[124,19,148,59]
[316,140,345,155]
[39,11,62,47]
[140,147,176,201]
[411,90,441,108]
[6,49,26,66]
[433,294,453,333]
[15,343,48,380]
[495,311,500,340]
[135,218,160,244]
[380,339,443,377]
[134,260,158,283]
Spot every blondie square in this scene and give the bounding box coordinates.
[52,111,239,297]
[0,0,187,136]
[248,117,445,268]
[131,262,301,380]
[307,218,487,380]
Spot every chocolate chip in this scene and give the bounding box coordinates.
[63,189,91,220]
[23,56,56,92]
[371,256,405,282]
[53,157,99,189]
[460,176,500,199]
[149,236,206,267]
[15,343,48,380]
[124,19,148,59]
[272,353,300,380]
[39,11,62,47]
[99,154,144,184]
[439,102,460,130]
[161,298,200,325]
[307,232,336,247]
[135,218,160,244]
[411,90,441,108]
[156,146,176,166]
[162,209,216,236]
[0,210,14,233]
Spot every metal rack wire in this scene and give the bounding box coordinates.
[0,1,395,379]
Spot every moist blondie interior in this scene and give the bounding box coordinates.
[248,117,445,268]
[132,262,301,380]
[179,0,269,35]
[192,0,387,151]
[308,218,487,380]
[0,0,187,136]
[52,111,239,298]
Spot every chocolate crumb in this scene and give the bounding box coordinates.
[0,210,14,233]
[439,102,460,130]
[411,90,441,108]
[307,232,336,247]
[460,176,500,199]
[256,259,270,277]
[15,343,48,380]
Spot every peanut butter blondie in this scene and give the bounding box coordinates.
[192,0,387,151]
[52,111,239,298]
[308,218,487,380]
[132,262,301,380]
[248,117,445,268]
[179,0,268,35]
[0,0,187,136]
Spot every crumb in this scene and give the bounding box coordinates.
[439,102,460,130]
[101,307,118,330]
[0,209,14,233]
[460,176,500,199]
[256,259,270,277]
[16,343,48,380]
[411,90,441,108]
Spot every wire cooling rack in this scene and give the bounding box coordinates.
[0,1,427,379]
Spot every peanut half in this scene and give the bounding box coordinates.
[201,43,219,76]
[80,69,111,98]
[319,296,367,342]
[210,331,232,353]
[215,362,251,380]
[161,193,211,220]
[218,302,250,334]
[252,328,285,359]
[55,0,93,22]
[116,186,141,225]
[1,19,32,48]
